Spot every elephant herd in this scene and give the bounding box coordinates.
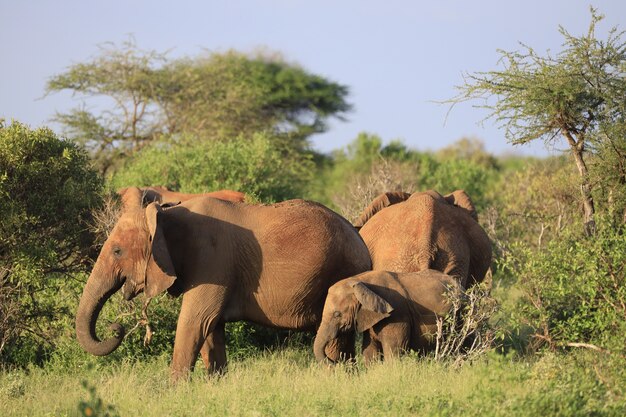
[75,186,491,381]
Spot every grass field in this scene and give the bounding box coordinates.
[1,348,624,417]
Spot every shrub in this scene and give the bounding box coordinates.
[323,135,498,220]
[484,157,580,252]
[0,121,103,366]
[434,282,500,364]
[505,222,626,354]
[111,132,315,203]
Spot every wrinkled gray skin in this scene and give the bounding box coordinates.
[314,269,460,364]
[75,187,371,381]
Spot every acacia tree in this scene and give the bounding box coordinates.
[46,40,351,174]
[450,8,626,234]
[47,42,167,174]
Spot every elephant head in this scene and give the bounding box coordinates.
[75,187,177,356]
[314,280,394,363]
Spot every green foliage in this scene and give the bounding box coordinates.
[159,50,351,141]
[0,121,103,367]
[79,378,120,417]
[46,39,350,173]
[111,132,315,203]
[451,7,626,232]
[487,157,581,249]
[422,158,494,209]
[436,137,499,169]
[502,223,626,353]
[318,133,498,220]
[452,9,626,149]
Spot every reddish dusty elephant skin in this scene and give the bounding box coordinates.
[356,190,491,288]
[117,185,246,209]
[76,187,371,381]
[314,269,461,363]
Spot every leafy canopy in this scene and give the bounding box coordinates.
[111,132,315,203]
[450,7,626,231]
[46,40,351,173]
[451,9,625,148]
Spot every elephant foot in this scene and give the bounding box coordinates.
[170,365,193,384]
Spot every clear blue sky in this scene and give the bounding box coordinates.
[1,1,624,156]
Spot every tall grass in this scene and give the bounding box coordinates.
[1,348,624,417]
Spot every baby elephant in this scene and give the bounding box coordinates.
[313,270,461,364]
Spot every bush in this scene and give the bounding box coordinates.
[504,222,626,354]
[484,157,580,251]
[0,121,103,367]
[111,132,315,203]
[321,134,498,219]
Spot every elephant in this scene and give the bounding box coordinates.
[354,190,491,289]
[75,187,372,380]
[314,269,461,363]
[117,185,246,208]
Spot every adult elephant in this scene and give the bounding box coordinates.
[75,187,371,380]
[117,185,246,207]
[354,190,491,288]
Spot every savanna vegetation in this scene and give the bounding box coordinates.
[1,8,625,416]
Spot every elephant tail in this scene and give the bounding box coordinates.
[413,194,439,271]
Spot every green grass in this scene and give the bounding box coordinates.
[1,349,624,417]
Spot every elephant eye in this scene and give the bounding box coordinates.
[112,247,123,257]
[333,311,342,318]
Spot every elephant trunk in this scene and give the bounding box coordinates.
[313,324,336,363]
[75,266,125,356]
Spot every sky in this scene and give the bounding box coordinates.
[1,1,624,157]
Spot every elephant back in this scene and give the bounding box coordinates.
[117,186,246,210]
[359,191,491,288]
[354,191,411,228]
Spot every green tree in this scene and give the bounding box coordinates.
[451,8,626,234]
[46,40,351,174]
[436,137,499,169]
[317,133,498,220]
[0,121,103,366]
[111,132,315,203]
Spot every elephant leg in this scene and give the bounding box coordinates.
[170,315,206,382]
[362,331,382,365]
[380,324,410,361]
[325,332,355,362]
[199,321,227,375]
[381,338,407,360]
[170,289,225,382]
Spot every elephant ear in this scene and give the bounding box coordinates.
[118,187,143,212]
[141,188,163,206]
[352,282,394,333]
[144,202,177,298]
[354,191,411,228]
[444,190,478,221]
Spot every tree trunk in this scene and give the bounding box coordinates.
[562,130,596,235]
